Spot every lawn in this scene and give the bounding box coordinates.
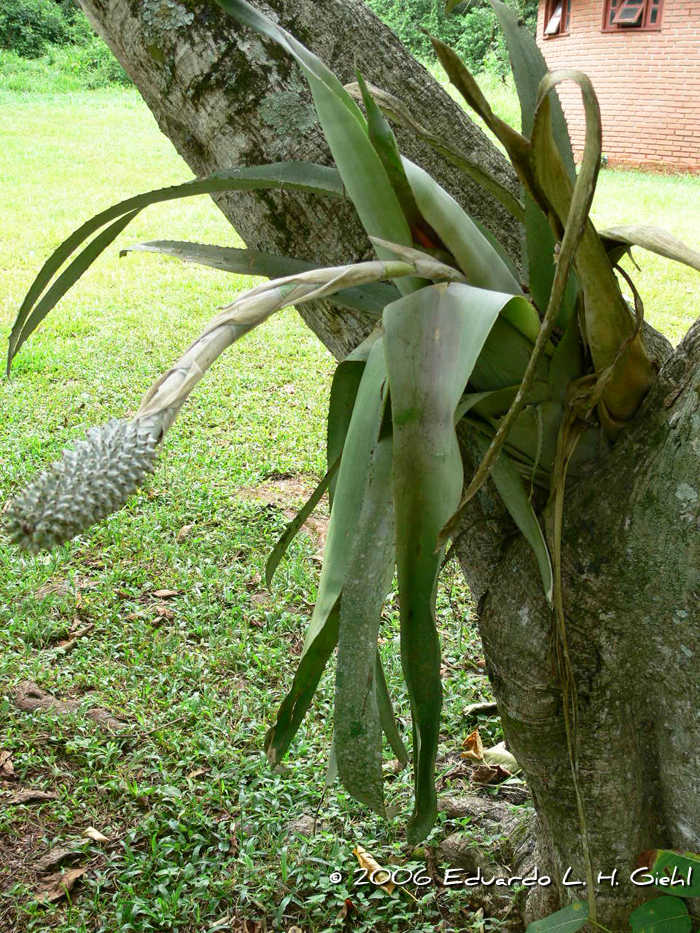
[0,81,698,933]
[0,89,491,933]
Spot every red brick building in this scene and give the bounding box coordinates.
[536,0,699,171]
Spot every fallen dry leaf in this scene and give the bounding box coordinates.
[34,846,82,872]
[353,844,395,894]
[461,728,485,762]
[6,788,57,805]
[53,623,94,654]
[471,764,512,785]
[187,768,209,780]
[177,524,195,542]
[0,750,16,779]
[33,867,86,904]
[152,589,179,599]
[83,826,110,843]
[155,604,174,621]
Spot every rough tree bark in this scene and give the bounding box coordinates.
[77,0,700,925]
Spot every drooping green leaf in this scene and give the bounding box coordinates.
[648,850,700,898]
[375,652,409,767]
[474,435,553,601]
[403,159,522,296]
[526,900,589,933]
[8,161,344,372]
[122,241,400,316]
[265,339,389,765]
[335,421,395,814]
[599,225,700,273]
[383,282,504,843]
[629,896,691,933]
[525,194,579,327]
[11,209,141,373]
[265,457,339,589]
[488,0,575,178]
[327,329,383,501]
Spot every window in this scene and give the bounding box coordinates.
[543,0,571,37]
[603,0,664,32]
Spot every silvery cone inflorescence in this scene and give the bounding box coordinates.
[6,419,159,553]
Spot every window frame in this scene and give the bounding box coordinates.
[543,0,571,38]
[602,0,664,33]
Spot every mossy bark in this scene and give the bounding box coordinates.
[77,0,700,925]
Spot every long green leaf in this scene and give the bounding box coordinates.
[335,420,395,814]
[375,652,409,767]
[8,162,344,372]
[265,339,389,764]
[343,80,525,222]
[327,329,383,501]
[265,457,339,589]
[122,241,399,316]
[11,209,141,369]
[475,435,553,601]
[383,282,503,843]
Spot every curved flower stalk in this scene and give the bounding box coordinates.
[5,256,461,553]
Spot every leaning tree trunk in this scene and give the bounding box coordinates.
[77,0,700,925]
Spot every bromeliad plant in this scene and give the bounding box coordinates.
[6,0,700,858]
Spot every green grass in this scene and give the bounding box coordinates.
[0,90,501,933]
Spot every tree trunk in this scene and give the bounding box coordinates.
[471,320,700,927]
[77,0,700,925]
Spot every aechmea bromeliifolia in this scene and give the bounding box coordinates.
[5,249,464,552]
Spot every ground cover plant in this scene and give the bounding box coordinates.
[1,18,700,922]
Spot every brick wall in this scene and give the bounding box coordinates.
[536,0,700,172]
